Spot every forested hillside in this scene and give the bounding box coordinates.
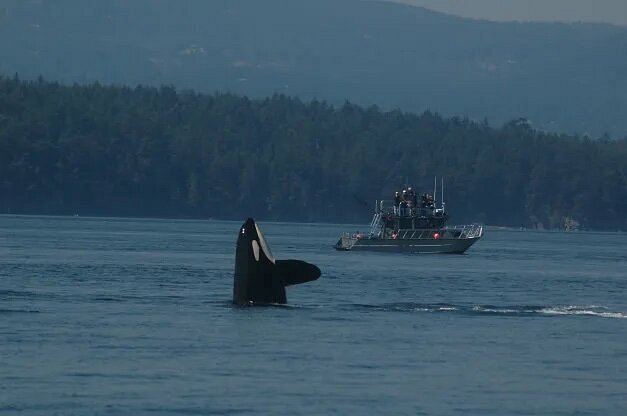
[1,0,627,136]
[1,76,626,230]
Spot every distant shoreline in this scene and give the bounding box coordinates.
[1,213,623,234]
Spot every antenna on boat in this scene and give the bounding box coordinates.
[441,176,445,211]
[433,176,437,205]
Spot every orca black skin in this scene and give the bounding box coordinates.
[233,218,321,305]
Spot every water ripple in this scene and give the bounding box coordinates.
[345,302,627,319]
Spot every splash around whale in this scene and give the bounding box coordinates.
[233,218,321,305]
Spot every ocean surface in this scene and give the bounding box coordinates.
[1,215,626,415]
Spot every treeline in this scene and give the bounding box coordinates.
[1,75,626,230]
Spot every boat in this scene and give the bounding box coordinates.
[334,179,483,254]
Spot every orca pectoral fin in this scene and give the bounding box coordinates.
[275,260,321,286]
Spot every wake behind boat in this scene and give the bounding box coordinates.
[335,179,483,254]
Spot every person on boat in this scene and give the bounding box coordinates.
[421,193,428,208]
[409,187,418,209]
[407,187,417,215]
[401,190,408,216]
[394,191,401,215]
[422,193,434,208]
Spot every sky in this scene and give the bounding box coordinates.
[388,0,627,26]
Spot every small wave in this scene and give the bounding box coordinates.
[470,305,541,316]
[0,290,38,298]
[348,302,459,313]
[91,296,124,302]
[346,302,627,319]
[467,304,627,319]
[416,306,458,312]
[0,308,40,314]
[539,306,627,319]
[90,294,187,303]
[0,290,57,301]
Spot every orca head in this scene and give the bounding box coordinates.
[240,217,275,265]
[233,218,283,305]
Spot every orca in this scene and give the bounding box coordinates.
[233,218,320,305]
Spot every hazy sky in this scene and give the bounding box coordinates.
[388,0,627,26]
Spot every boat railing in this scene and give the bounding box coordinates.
[342,223,483,241]
[369,211,382,236]
[395,224,483,240]
[442,224,484,239]
[395,229,435,239]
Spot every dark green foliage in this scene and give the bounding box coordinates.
[1,76,626,230]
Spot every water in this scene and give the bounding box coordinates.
[1,215,626,415]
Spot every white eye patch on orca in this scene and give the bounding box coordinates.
[254,222,275,264]
[251,240,260,261]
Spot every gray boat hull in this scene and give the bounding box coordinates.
[335,235,481,254]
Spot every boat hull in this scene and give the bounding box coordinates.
[335,236,481,254]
